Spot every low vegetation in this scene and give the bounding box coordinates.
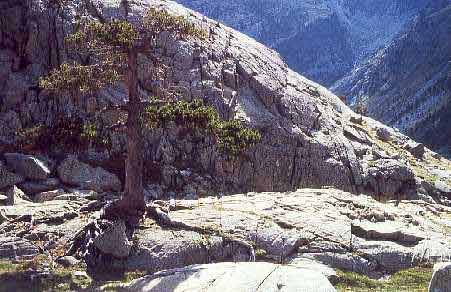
[335,267,432,292]
[0,259,146,292]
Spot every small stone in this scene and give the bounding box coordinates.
[0,162,24,189]
[34,189,66,203]
[144,184,164,201]
[376,127,391,142]
[435,180,451,194]
[72,271,90,282]
[429,262,451,292]
[93,221,132,258]
[57,256,79,267]
[405,141,425,159]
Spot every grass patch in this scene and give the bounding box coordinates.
[0,260,90,292]
[0,258,147,292]
[335,267,432,292]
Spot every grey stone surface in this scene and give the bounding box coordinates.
[429,262,451,292]
[57,156,121,192]
[1,187,451,280]
[127,262,336,292]
[4,153,51,180]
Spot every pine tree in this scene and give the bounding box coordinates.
[40,7,260,225]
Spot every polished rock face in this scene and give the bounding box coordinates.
[1,188,450,278]
[178,0,451,158]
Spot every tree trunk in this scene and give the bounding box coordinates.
[121,48,145,215]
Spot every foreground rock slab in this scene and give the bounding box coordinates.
[126,262,336,292]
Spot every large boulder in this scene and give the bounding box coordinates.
[366,159,416,199]
[0,161,24,189]
[57,156,121,192]
[0,237,40,260]
[126,262,336,292]
[4,153,51,180]
[1,185,30,206]
[429,262,451,292]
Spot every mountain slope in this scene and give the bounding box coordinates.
[176,0,429,86]
[333,2,451,156]
[0,0,450,202]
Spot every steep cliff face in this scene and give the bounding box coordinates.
[0,0,450,202]
[176,0,429,86]
[333,2,451,157]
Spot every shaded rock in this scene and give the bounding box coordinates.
[0,161,24,189]
[57,156,121,192]
[299,252,380,278]
[0,209,7,223]
[144,184,164,201]
[34,189,66,203]
[93,221,132,258]
[0,237,40,260]
[19,178,61,195]
[351,221,425,245]
[0,195,8,204]
[126,262,336,292]
[435,180,451,194]
[429,262,451,292]
[366,159,415,199]
[4,153,51,180]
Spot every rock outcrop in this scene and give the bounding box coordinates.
[0,161,24,189]
[0,0,449,201]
